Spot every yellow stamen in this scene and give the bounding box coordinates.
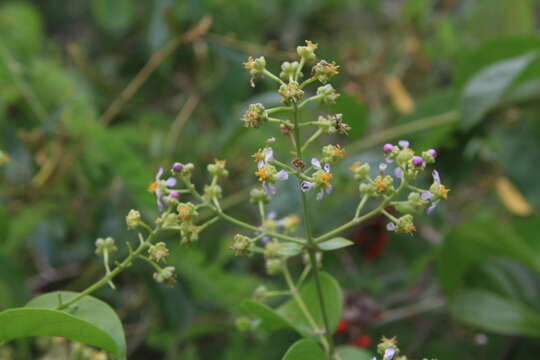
[148,181,158,193]
[439,185,450,199]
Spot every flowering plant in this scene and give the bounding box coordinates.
[0,41,449,360]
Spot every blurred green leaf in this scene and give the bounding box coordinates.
[278,272,342,338]
[450,289,540,337]
[460,51,538,129]
[335,345,373,360]
[318,237,353,251]
[91,0,136,34]
[0,2,43,57]
[241,299,292,332]
[437,217,540,294]
[0,291,126,359]
[281,339,325,360]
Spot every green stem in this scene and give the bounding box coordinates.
[282,262,329,353]
[315,179,407,243]
[56,230,158,310]
[291,103,334,358]
[263,69,285,85]
[301,128,323,153]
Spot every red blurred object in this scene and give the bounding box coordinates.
[354,214,389,260]
[335,319,347,334]
[353,334,372,348]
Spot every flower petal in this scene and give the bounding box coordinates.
[316,190,324,200]
[379,163,388,172]
[427,199,440,214]
[275,170,289,181]
[311,157,321,169]
[421,191,434,201]
[386,222,396,231]
[156,167,164,181]
[432,169,441,185]
[394,167,403,179]
[165,177,177,187]
[301,181,314,192]
[323,163,331,172]
[264,148,274,162]
[383,348,396,360]
[257,160,264,169]
[398,140,409,148]
[326,185,333,194]
[268,211,277,220]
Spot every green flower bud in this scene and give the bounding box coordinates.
[297,40,318,62]
[280,61,300,79]
[265,258,282,275]
[204,184,222,200]
[250,187,270,204]
[156,212,180,228]
[278,81,304,104]
[302,251,322,268]
[148,242,169,262]
[207,159,229,177]
[95,237,117,255]
[282,215,300,233]
[153,266,176,285]
[126,209,142,229]
[359,183,377,198]
[243,56,266,78]
[230,234,253,256]
[349,161,370,180]
[322,144,346,163]
[317,84,340,104]
[177,202,198,221]
[180,222,199,244]
[253,285,268,301]
[241,103,268,128]
[312,60,339,83]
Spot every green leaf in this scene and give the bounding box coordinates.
[276,243,303,257]
[335,345,373,360]
[277,272,343,338]
[450,289,540,337]
[281,339,326,360]
[460,51,539,129]
[240,300,292,332]
[318,237,353,251]
[437,217,540,294]
[91,0,136,34]
[0,291,127,359]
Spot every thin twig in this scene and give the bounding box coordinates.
[165,94,200,155]
[100,16,212,125]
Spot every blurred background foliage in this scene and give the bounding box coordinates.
[1,0,540,358]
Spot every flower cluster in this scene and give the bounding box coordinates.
[79,41,447,360]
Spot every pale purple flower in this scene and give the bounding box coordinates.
[258,148,274,169]
[301,181,315,192]
[398,140,409,148]
[169,191,180,199]
[310,158,332,200]
[261,169,288,195]
[383,348,396,360]
[427,148,437,158]
[421,170,442,214]
[154,167,177,211]
[394,167,403,179]
[386,222,396,231]
[379,163,388,172]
